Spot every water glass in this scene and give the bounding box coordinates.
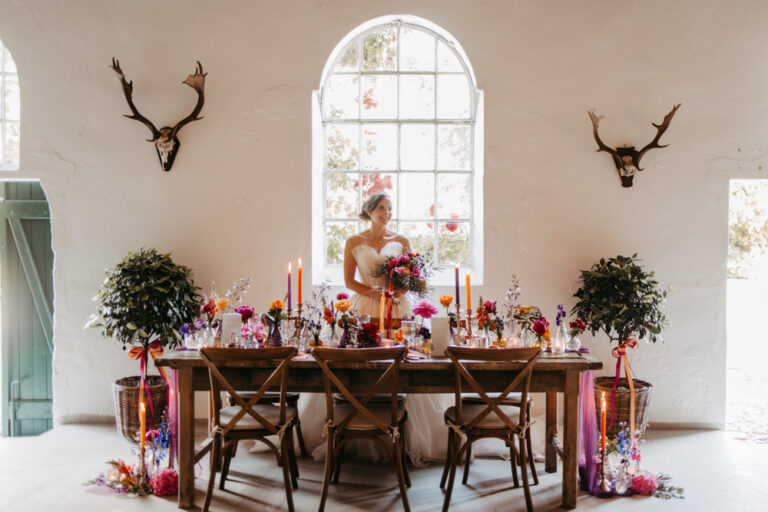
[401,320,416,347]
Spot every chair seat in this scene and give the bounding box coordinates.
[333,402,405,430]
[232,391,300,404]
[461,392,530,406]
[333,393,406,405]
[220,404,297,430]
[444,404,521,429]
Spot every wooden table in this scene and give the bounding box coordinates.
[157,350,602,509]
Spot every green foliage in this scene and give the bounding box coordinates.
[653,473,685,499]
[572,254,667,344]
[728,180,768,278]
[87,248,202,350]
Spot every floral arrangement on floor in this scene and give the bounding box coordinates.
[372,250,435,297]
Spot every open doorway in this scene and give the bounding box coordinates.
[0,181,53,436]
[727,179,768,442]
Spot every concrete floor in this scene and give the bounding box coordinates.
[1,423,766,512]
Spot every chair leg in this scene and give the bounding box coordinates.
[318,433,335,512]
[400,428,411,488]
[461,439,472,485]
[219,441,235,490]
[295,416,308,457]
[393,437,411,512]
[519,435,533,512]
[281,434,296,512]
[442,435,461,512]
[202,434,221,512]
[526,429,538,485]
[331,435,344,484]
[439,428,453,489]
[509,435,519,488]
[287,430,299,489]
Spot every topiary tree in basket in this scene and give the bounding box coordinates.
[572,253,667,438]
[87,248,202,443]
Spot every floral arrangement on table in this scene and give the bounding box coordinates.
[334,296,355,347]
[301,278,332,347]
[476,297,504,346]
[568,318,587,338]
[357,322,381,347]
[372,250,435,297]
[262,298,286,347]
[412,299,437,355]
[440,295,458,331]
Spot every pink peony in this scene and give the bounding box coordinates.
[532,319,548,335]
[234,305,255,322]
[149,467,178,496]
[336,292,349,300]
[413,300,438,319]
[483,300,497,313]
[631,472,658,495]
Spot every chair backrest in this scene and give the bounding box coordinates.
[312,347,407,434]
[200,347,297,437]
[445,346,541,431]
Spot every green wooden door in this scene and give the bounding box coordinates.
[0,181,53,436]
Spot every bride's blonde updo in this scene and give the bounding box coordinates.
[359,192,391,221]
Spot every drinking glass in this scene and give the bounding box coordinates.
[401,320,416,348]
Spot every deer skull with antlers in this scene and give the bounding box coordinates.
[588,104,680,187]
[111,58,206,171]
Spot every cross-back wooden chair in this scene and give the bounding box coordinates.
[200,347,299,512]
[312,346,411,512]
[439,347,541,512]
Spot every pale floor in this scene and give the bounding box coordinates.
[1,423,767,512]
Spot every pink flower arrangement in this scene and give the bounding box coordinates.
[532,318,549,336]
[631,472,658,495]
[149,467,178,496]
[234,305,255,322]
[413,299,438,319]
[483,300,497,314]
[336,292,349,300]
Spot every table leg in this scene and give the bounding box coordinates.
[177,368,195,509]
[562,371,580,509]
[545,391,557,473]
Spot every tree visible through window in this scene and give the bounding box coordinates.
[0,39,19,169]
[318,19,480,271]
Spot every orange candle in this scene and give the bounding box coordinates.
[379,292,386,335]
[297,258,303,305]
[600,391,606,452]
[465,273,471,310]
[139,400,146,451]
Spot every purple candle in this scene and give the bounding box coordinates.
[454,264,460,308]
[287,263,292,310]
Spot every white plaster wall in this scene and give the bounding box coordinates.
[0,0,760,427]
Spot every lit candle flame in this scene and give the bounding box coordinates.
[288,262,292,272]
[298,257,302,266]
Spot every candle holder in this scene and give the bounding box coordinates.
[466,308,473,337]
[600,446,610,493]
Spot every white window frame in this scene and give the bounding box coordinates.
[0,39,19,171]
[312,15,483,287]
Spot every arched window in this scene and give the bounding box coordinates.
[0,39,19,170]
[312,16,483,286]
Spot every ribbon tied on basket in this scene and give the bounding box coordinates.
[608,334,638,434]
[128,339,169,416]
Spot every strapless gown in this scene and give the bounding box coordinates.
[296,241,452,466]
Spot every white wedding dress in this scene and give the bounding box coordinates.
[296,241,452,466]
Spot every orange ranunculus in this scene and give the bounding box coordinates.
[215,298,230,312]
[335,299,352,313]
[393,329,404,342]
[439,295,453,307]
[270,299,286,310]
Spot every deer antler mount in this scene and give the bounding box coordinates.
[588,104,680,188]
[111,58,206,171]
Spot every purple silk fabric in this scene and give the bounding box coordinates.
[578,370,601,495]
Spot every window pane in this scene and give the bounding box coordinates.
[400,27,435,71]
[361,75,397,119]
[363,29,396,71]
[438,221,469,265]
[437,125,471,170]
[399,75,434,119]
[437,75,470,119]
[325,173,359,219]
[399,172,434,219]
[437,41,463,72]
[362,124,397,170]
[2,46,16,73]
[323,74,359,119]
[326,124,359,170]
[437,173,471,218]
[327,222,358,264]
[3,73,20,120]
[361,172,398,215]
[401,222,434,255]
[401,124,435,170]
[3,121,19,167]
[334,43,359,72]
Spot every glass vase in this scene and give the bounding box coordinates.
[566,334,582,352]
[552,323,567,354]
[266,317,282,347]
[339,325,352,348]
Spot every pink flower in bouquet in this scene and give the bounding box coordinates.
[413,299,438,319]
[336,292,349,300]
[145,429,160,443]
[532,318,549,336]
[234,305,255,322]
[631,472,658,495]
[149,467,178,496]
[483,300,497,314]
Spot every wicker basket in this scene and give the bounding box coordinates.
[113,375,168,444]
[594,377,653,438]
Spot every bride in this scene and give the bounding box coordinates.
[298,192,450,466]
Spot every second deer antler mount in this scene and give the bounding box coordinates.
[588,104,680,188]
[111,58,206,172]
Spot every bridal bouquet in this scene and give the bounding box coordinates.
[372,250,435,297]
